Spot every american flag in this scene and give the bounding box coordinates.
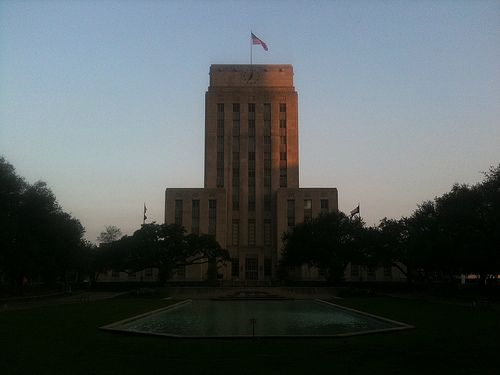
[350,205,360,217]
[251,33,268,51]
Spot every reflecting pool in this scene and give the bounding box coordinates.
[107,300,411,338]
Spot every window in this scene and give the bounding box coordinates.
[174,200,183,226]
[232,186,239,211]
[264,219,271,246]
[144,268,153,278]
[232,219,239,246]
[248,186,255,211]
[280,168,287,188]
[208,199,216,236]
[304,199,312,220]
[233,136,240,151]
[248,219,255,246]
[264,195,271,211]
[191,200,200,235]
[232,170,240,189]
[248,103,255,135]
[321,199,329,214]
[287,199,295,231]
[264,169,271,186]
[279,103,286,128]
[231,258,239,277]
[245,258,258,280]
[263,103,271,120]
[264,258,272,277]
[112,269,120,278]
[248,136,255,151]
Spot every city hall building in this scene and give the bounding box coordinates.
[165,64,338,283]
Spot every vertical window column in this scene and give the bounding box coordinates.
[264,219,272,246]
[174,200,183,226]
[191,200,200,235]
[248,103,256,211]
[208,199,217,236]
[232,104,240,210]
[287,199,295,232]
[232,219,239,246]
[263,103,271,211]
[279,103,287,188]
[248,219,255,246]
[216,104,224,188]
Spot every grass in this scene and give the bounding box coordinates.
[1,294,498,375]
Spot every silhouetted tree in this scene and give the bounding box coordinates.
[109,223,231,284]
[96,225,122,244]
[280,211,365,284]
[0,157,85,287]
[76,240,117,287]
[378,217,415,285]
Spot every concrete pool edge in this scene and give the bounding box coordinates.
[315,299,415,332]
[99,299,414,339]
[99,300,192,331]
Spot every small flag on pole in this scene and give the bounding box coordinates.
[350,205,360,217]
[143,204,147,221]
[251,33,268,51]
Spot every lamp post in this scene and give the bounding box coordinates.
[249,317,257,338]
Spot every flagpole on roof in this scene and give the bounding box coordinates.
[250,30,253,65]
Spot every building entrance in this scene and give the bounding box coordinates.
[245,258,258,280]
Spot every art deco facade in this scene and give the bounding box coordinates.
[165,64,338,283]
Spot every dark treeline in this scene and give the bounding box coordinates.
[280,165,500,286]
[0,157,230,290]
[0,157,85,287]
[1,156,499,290]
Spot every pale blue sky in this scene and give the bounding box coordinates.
[1,0,499,243]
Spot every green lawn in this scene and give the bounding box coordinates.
[1,295,498,374]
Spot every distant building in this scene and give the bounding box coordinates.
[164,64,338,284]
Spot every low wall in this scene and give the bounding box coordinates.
[160,286,342,300]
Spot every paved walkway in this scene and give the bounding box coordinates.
[1,292,126,312]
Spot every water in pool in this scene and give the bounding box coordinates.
[118,300,402,337]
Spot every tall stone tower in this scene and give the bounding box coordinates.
[166,64,338,283]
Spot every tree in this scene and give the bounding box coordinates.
[0,157,85,287]
[434,169,500,286]
[280,211,365,284]
[97,225,122,244]
[76,239,117,287]
[378,217,414,285]
[110,223,231,283]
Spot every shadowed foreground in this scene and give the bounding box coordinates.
[1,294,498,374]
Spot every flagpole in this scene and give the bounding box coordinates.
[250,31,253,65]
